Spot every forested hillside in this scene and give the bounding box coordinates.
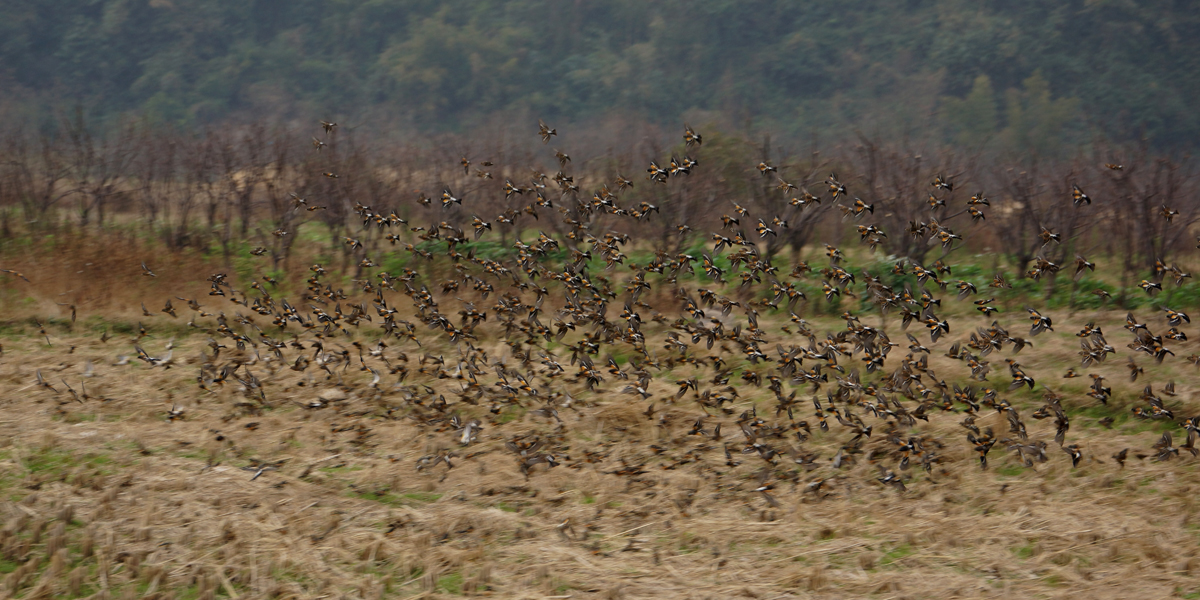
[2,0,1198,147]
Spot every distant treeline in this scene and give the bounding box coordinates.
[2,0,1198,148]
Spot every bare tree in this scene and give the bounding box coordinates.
[752,137,834,264]
[64,113,138,229]
[853,136,973,266]
[7,131,77,231]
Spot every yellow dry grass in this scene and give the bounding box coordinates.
[0,302,1197,600]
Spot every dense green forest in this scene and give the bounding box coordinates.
[2,0,1198,148]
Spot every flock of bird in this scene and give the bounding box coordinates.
[4,119,1199,506]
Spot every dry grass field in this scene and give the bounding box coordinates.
[0,302,1198,600]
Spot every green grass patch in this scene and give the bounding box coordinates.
[493,409,522,424]
[437,571,464,594]
[1069,403,1124,425]
[403,491,442,503]
[23,450,72,473]
[19,448,111,476]
[0,558,21,574]
[995,463,1026,477]
[879,543,914,566]
[61,412,98,424]
[1123,416,1179,436]
[349,489,442,507]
